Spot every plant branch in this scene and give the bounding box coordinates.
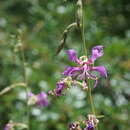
[56,22,77,55]
[0,83,26,96]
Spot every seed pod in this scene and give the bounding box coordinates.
[56,23,77,55]
[76,0,83,28]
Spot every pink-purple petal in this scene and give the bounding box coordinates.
[92,66,107,78]
[85,122,95,130]
[94,79,99,88]
[63,66,81,77]
[37,92,49,107]
[63,67,74,76]
[91,45,104,62]
[55,81,66,96]
[66,49,79,62]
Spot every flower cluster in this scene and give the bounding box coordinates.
[51,45,107,96]
[85,114,99,130]
[50,45,107,129]
[28,92,49,107]
[64,45,107,87]
[69,114,99,130]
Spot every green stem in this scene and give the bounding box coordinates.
[88,84,96,115]
[19,37,30,130]
[81,1,99,130]
[88,80,99,130]
[0,83,26,96]
[80,1,96,116]
[81,0,87,55]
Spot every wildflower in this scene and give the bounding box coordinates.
[69,122,81,130]
[90,45,104,62]
[37,92,49,107]
[84,114,99,130]
[87,114,99,125]
[28,92,49,107]
[55,81,67,96]
[49,76,88,96]
[4,123,13,130]
[63,45,107,88]
[84,121,95,130]
[48,77,73,96]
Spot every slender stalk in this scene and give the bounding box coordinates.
[0,83,26,96]
[56,22,77,55]
[81,0,87,55]
[88,81,99,130]
[88,83,96,115]
[18,35,30,130]
[81,1,99,130]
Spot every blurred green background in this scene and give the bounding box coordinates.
[0,0,130,130]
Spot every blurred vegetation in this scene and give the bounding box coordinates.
[0,0,130,130]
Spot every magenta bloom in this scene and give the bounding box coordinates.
[91,45,104,62]
[66,49,79,62]
[37,92,49,107]
[28,92,49,107]
[63,45,107,88]
[85,122,95,130]
[55,81,66,96]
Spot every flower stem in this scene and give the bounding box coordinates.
[18,34,30,130]
[81,0,87,55]
[88,80,99,130]
[81,1,99,130]
[80,1,96,116]
[0,83,26,96]
[88,84,95,115]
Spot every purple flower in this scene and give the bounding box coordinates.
[92,66,107,78]
[4,123,13,130]
[91,45,104,62]
[66,49,79,63]
[64,45,107,88]
[55,81,66,96]
[85,122,95,130]
[37,92,49,107]
[28,92,49,107]
[63,67,81,77]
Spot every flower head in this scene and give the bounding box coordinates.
[85,121,95,130]
[84,114,99,130]
[63,45,107,88]
[55,81,66,96]
[66,49,79,63]
[28,92,49,107]
[49,77,73,97]
[91,45,104,62]
[37,92,49,107]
